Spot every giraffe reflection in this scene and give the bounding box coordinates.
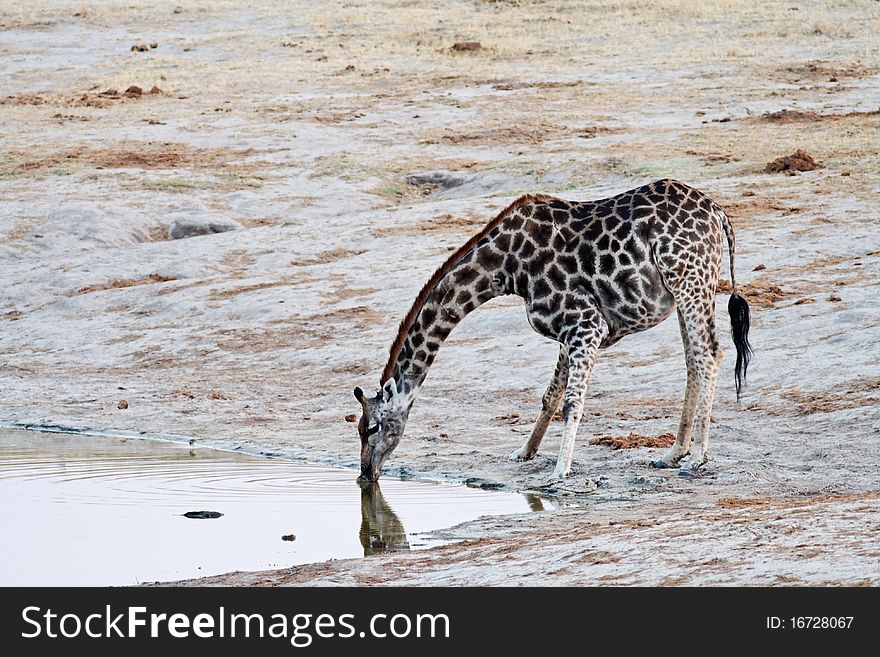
[358,481,410,556]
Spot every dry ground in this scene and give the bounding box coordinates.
[1,0,879,585]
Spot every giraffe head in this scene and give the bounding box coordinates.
[353,379,410,482]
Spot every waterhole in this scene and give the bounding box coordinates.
[0,430,538,585]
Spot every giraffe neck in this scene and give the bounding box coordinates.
[385,247,505,400]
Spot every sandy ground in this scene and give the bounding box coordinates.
[2,0,879,585]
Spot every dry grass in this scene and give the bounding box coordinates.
[780,379,880,416]
[589,432,676,450]
[75,273,177,295]
[1,142,260,177]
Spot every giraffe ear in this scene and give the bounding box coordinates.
[381,378,399,403]
[354,386,371,415]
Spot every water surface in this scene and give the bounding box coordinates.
[0,430,535,585]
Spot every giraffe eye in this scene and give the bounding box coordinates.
[366,424,380,436]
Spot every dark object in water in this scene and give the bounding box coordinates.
[281,534,296,541]
[182,511,223,519]
[370,538,387,549]
[464,477,503,490]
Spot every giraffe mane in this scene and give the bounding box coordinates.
[380,193,556,385]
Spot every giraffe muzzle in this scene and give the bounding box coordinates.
[357,466,381,483]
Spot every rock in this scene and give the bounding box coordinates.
[344,414,357,422]
[131,43,149,52]
[168,217,240,240]
[405,170,466,191]
[464,477,503,490]
[124,86,143,97]
[183,511,223,519]
[149,42,158,49]
[149,86,162,94]
[753,263,766,271]
[281,534,296,541]
[117,400,128,409]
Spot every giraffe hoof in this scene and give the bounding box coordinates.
[507,449,536,462]
[650,459,675,469]
[678,455,708,476]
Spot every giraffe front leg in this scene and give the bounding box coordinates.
[508,347,568,462]
[549,321,605,481]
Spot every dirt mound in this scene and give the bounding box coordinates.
[764,150,823,175]
[589,432,675,450]
[451,41,482,53]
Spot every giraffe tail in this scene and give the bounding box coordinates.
[719,208,752,401]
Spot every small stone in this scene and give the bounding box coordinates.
[281,534,296,542]
[183,511,223,519]
[149,85,162,94]
[124,85,143,97]
[753,263,766,271]
[149,42,158,49]
[827,294,842,302]
[131,43,149,52]
[117,400,129,409]
[344,414,357,422]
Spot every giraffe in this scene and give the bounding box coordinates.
[354,179,752,482]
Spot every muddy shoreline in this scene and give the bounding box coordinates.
[2,1,879,585]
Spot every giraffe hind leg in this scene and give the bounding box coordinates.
[653,309,700,468]
[676,298,722,474]
[508,346,568,462]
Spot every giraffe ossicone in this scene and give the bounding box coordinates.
[354,179,752,483]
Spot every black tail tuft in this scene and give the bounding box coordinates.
[728,293,752,401]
